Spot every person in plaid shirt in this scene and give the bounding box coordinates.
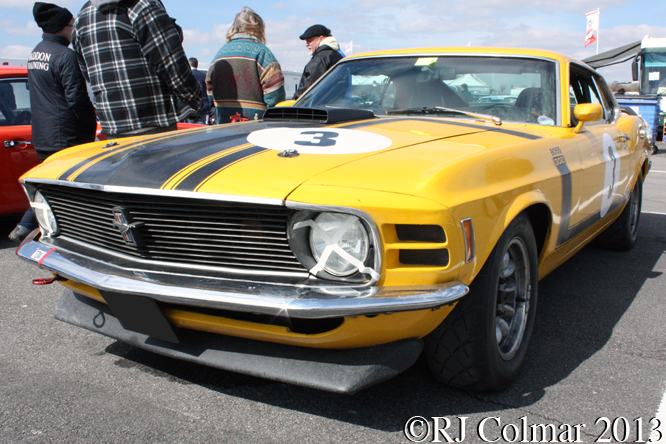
[72,0,202,138]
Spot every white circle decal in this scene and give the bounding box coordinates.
[247,128,393,154]
[600,132,621,218]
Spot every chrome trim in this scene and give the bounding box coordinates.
[286,201,382,286]
[5,140,32,147]
[17,240,468,319]
[20,178,284,206]
[20,183,385,280]
[49,236,310,278]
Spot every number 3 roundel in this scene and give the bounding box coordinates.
[247,128,393,154]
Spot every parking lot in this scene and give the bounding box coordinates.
[1,146,666,443]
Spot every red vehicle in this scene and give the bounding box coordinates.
[0,66,37,216]
[0,65,204,216]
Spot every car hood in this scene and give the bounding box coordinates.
[28,117,543,201]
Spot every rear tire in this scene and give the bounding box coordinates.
[595,172,642,251]
[424,214,539,391]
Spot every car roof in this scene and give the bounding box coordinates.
[345,47,581,65]
[0,65,28,77]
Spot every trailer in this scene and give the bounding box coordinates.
[585,36,666,148]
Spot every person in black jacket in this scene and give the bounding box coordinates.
[9,2,97,244]
[293,25,344,100]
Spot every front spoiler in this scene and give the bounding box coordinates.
[57,289,424,394]
[17,239,469,319]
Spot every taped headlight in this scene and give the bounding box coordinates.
[31,191,58,236]
[308,212,369,276]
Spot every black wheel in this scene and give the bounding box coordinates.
[424,213,538,391]
[595,172,642,251]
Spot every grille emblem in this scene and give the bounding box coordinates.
[112,207,143,246]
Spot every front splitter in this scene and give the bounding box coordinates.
[55,289,424,394]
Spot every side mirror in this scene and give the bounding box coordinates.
[573,103,603,133]
[631,56,639,82]
[275,100,296,108]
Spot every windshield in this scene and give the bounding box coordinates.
[296,55,559,125]
[641,52,666,95]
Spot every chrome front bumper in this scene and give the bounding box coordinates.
[17,240,469,319]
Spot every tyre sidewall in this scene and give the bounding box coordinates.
[474,214,539,388]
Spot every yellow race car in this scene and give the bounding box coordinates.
[16,47,650,394]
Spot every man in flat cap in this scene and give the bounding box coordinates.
[9,2,97,244]
[293,24,344,99]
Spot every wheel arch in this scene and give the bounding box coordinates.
[460,191,552,286]
[500,191,552,260]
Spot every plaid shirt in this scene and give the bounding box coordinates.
[72,0,202,135]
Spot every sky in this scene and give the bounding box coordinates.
[1,0,666,83]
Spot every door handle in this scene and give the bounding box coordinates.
[618,134,631,142]
[4,140,32,148]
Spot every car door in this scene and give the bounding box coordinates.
[0,75,38,215]
[569,66,631,236]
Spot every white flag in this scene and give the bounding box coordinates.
[345,41,353,55]
[585,9,599,47]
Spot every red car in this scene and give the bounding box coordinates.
[0,66,37,216]
[0,65,204,216]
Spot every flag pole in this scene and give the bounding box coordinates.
[597,8,600,55]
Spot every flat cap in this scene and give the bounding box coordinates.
[299,24,331,40]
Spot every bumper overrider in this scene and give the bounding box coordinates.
[16,238,468,393]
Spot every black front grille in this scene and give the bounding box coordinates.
[39,185,306,274]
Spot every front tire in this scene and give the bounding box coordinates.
[424,214,539,391]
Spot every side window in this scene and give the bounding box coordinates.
[593,75,618,122]
[569,68,610,125]
[0,79,31,126]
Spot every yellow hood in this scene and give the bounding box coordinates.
[24,117,543,201]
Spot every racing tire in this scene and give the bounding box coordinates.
[424,213,538,391]
[595,172,643,251]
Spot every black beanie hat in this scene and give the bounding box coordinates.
[299,24,331,40]
[33,2,73,34]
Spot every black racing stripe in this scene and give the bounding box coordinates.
[557,197,626,248]
[57,144,130,181]
[56,130,204,181]
[71,131,250,188]
[554,151,626,248]
[554,154,573,246]
[174,146,268,191]
[344,117,542,140]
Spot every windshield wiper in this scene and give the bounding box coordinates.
[387,106,502,126]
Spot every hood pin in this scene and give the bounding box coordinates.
[278,149,300,158]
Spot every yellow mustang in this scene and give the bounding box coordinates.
[16,47,650,394]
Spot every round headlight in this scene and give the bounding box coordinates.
[309,212,369,276]
[32,191,58,236]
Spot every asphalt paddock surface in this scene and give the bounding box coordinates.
[1,149,666,443]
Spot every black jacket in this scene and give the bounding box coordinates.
[293,44,343,99]
[28,33,96,153]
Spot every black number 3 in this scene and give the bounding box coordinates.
[295,131,339,147]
